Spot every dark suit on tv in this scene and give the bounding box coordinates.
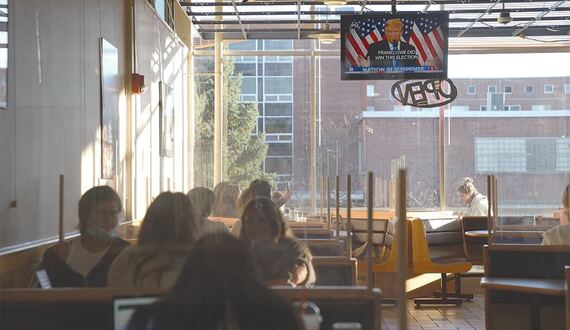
[366,41,419,67]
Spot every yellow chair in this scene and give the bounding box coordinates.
[411,219,472,307]
[357,219,411,304]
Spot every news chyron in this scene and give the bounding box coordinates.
[340,12,449,80]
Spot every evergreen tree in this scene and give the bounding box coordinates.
[194,59,270,188]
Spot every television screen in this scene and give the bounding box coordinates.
[341,12,449,80]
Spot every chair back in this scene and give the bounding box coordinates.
[411,219,432,266]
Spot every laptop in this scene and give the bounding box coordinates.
[113,296,159,330]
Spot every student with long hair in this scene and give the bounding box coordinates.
[108,192,200,288]
[127,233,304,330]
[212,182,241,218]
[187,187,230,236]
[240,197,315,286]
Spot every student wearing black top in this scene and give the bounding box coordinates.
[37,186,129,287]
[127,233,304,330]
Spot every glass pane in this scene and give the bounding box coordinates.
[265,157,293,174]
[267,143,293,156]
[265,118,292,134]
[265,63,292,76]
[263,40,293,50]
[444,53,570,245]
[265,77,292,94]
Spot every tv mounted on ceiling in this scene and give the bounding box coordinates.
[341,12,449,80]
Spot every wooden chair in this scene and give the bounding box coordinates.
[302,239,345,257]
[411,219,472,307]
[460,216,487,264]
[312,256,357,286]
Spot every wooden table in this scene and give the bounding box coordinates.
[480,277,565,297]
[465,230,545,239]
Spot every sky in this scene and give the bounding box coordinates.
[448,53,570,79]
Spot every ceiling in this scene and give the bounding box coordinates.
[180,0,570,48]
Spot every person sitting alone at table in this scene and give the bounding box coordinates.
[126,233,304,330]
[240,197,317,286]
[37,186,129,287]
[542,184,570,245]
[457,177,489,216]
[254,237,315,287]
[187,187,230,236]
[231,179,292,236]
[212,182,241,218]
[108,192,200,288]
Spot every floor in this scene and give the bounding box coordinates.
[381,295,486,330]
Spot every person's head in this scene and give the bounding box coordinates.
[212,182,241,217]
[457,177,478,205]
[138,192,199,246]
[385,18,404,44]
[241,197,287,247]
[187,187,216,219]
[254,238,312,287]
[78,186,123,241]
[249,179,272,199]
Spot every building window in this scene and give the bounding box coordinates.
[467,85,476,95]
[532,105,551,111]
[475,138,526,173]
[544,84,554,94]
[366,106,375,111]
[367,85,375,97]
[264,118,292,134]
[480,105,487,111]
[565,83,570,93]
[504,86,512,94]
[504,105,521,111]
[475,137,570,173]
[488,85,497,93]
[557,138,570,172]
[524,85,534,94]
[451,106,469,111]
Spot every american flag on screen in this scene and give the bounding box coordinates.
[345,15,445,68]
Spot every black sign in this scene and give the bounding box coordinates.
[390,78,457,108]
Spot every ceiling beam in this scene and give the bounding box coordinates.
[180,0,560,6]
[185,6,570,16]
[192,15,570,24]
[230,0,248,39]
[457,0,502,37]
[512,0,566,36]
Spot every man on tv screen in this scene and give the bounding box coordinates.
[357,18,419,68]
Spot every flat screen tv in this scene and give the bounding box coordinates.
[341,12,449,80]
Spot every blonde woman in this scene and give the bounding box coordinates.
[457,177,488,216]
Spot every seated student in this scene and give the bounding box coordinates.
[542,184,570,245]
[127,233,304,330]
[457,177,489,216]
[240,197,316,286]
[187,187,230,236]
[108,192,200,288]
[37,186,129,287]
[230,187,253,237]
[231,179,292,236]
[254,237,315,287]
[212,182,241,218]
